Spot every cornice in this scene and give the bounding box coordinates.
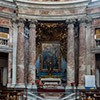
[16,0,89,5]
[91,47,100,54]
[88,12,100,19]
[0,46,12,53]
[16,0,89,9]
[88,1,100,8]
[0,12,16,19]
[0,0,16,10]
[18,13,86,21]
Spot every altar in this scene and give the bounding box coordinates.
[40,78,63,89]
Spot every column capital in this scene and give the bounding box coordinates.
[66,19,76,25]
[11,18,18,24]
[18,18,25,27]
[78,17,92,24]
[67,22,74,29]
[29,19,37,29]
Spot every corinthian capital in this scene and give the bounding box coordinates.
[78,16,92,24]
[29,19,37,29]
[18,18,25,27]
[66,19,76,25]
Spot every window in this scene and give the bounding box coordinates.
[0,27,9,39]
[95,28,100,47]
[0,27,9,46]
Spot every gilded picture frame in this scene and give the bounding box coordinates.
[40,42,61,72]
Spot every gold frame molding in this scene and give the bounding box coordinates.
[40,41,61,72]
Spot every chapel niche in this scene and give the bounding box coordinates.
[36,21,68,75]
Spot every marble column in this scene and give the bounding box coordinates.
[79,21,86,87]
[86,21,92,75]
[28,20,36,85]
[17,19,25,87]
[67,20,75,86]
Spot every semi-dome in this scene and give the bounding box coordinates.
[13,0,87,2]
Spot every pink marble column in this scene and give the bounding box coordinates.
[28,20,36,84]
[17,19,25,85]
[79,22,86,86]
[67,21,75,86]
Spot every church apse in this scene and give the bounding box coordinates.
[36,21,67,84]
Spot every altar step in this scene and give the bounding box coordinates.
[24,90,79,100]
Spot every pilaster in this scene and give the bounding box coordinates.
[7,20,13,87]
[12,19,18,86]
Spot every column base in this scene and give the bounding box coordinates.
[27,84,37,89]
[15,83,26,88]
[7,83,37,89]
[78,85,85,89]
[7,83,17,88]
[7,83,25,88]
[66,85,85,90]
[65,85,85,94]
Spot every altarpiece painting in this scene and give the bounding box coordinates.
[40,42,61,72]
